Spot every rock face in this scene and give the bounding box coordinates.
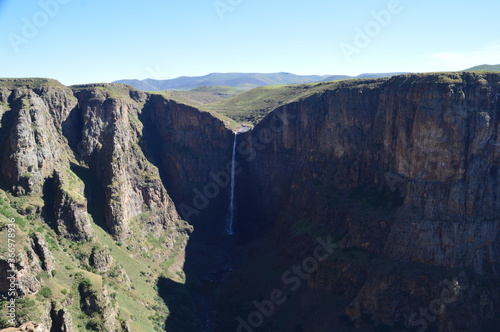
[70,85,183,241]
[233,72,500,330]
[51,170,94,241]
[78,281,117,332]
[238,72,499,262]
[0,79,77,196]
[49,302,75,332]
[31,234,55,274]
[0,233,53,298]
[89,246,113,272]
[140,96,234,228]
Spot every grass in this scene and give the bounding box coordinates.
[156,86,245,106]
[71,83,144,105]
[200,78,387,125]
[61,168,87,204]
[0,176,188,331]
[463,64,500,72]
[0,78,67,90]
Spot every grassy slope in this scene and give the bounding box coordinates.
[0,179,189,331]
[160,86,245,106]
[200,78,387,125]
[463,64,500,72]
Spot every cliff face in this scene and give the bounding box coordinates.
[0,80,197,330]
[0,79,76,196]
[239,73,499,267]
[140,96,234,229]
[232,72,500,330]
[70,85,183,241]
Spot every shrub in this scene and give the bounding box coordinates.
[39,287,52,298]
[80,278,93,289]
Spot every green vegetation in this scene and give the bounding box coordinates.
[436,73,464,84]
[158,86,245,106]
[0,78,67,90]
[201,78,386,125]
[39,286,53,298]
[0,173,188,331]
[463,64,500,72]
[62,168,87,203]
[71,83,144,105]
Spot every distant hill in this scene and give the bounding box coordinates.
[463,64,500,72]
[114,72,409,91]
[319,72,409,82]
[114,73,330,91]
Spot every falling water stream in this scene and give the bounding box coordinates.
[226,133,238,235]
[195,131,243,331]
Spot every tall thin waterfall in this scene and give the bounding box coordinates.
[225,133,238,235]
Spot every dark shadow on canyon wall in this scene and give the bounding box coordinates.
[137,96,247,331]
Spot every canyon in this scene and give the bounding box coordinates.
[0,72,498,332]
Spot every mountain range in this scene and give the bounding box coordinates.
[114,72,408,91]
[114,65,500,92]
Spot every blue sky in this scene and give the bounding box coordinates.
[0,0,499,85]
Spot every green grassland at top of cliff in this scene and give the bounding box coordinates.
[157,86,245,106]
[0,78,67,90]
[199,72,500,126]
[199,78,388,125]
[71,83,145,104]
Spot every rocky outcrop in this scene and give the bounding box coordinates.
[70,85,183,242]
[50,302,75,332]
[0,79,77,195]
[89,246,113,272]
[78,280,117,332]
[52,171,94,241]
[31,234,55,274]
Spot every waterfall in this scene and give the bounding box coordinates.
[225,133,238,235]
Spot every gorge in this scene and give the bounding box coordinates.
[0,72,499,332]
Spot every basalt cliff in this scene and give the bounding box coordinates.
[0,72,498,332]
